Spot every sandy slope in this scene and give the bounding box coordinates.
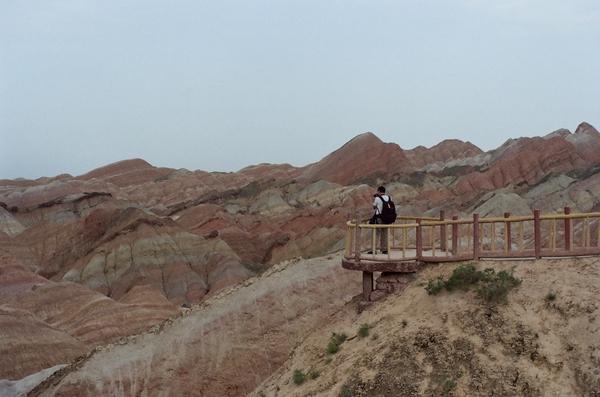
[30,254,360,397]
[253,257,600,397]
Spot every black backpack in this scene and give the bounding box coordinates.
[378,195,397,224]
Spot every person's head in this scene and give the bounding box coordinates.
[377,186,386,194]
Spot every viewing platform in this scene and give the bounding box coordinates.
[343,207,600,300]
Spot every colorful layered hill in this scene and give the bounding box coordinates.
[2,121,600,393]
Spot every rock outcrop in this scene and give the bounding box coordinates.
[0,207,25,236]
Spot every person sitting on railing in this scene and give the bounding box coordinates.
[368,186,396,254]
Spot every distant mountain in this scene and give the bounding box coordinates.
[299,132,484,185]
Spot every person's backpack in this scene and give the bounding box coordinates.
[379,195,397,224]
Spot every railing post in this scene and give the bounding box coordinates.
[504,212,511,253]
[439,210,446,251]
[354,224,362,261]
[345,225,350,257]
[350,210,358,256]
[451,215,458,256]
[564,206,571,251]
[534,209,541,259]
[416,218,423,260]
[473,213,480,260]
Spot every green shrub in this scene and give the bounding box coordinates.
[326,340,340,354]
[293,369,306,385]
[476,270,521,303]
[326,332,348,354]
[358,323,370,338]
[426,277,445,295]
[332,332,347,344]
[479,267,497,282]
[442,377,457,394]
[424,264,521,304]
[545,291,557,301]
[339,384,352,397]
[445,264,481,291]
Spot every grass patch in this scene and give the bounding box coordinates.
[425,264,521,304]
[292,369,306,385]
[358,323,370,338]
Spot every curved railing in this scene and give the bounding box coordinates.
[343,207,600,264]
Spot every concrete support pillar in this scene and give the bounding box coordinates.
[362,271,373,301]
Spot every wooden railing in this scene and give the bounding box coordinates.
[344,208,600,263]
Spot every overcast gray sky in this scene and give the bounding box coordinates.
[1,0,599,179]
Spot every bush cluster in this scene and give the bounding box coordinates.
[425,264,521,303]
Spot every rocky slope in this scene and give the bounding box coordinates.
[253,257,600,397]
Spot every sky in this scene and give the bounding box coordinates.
[1,0,599,179]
